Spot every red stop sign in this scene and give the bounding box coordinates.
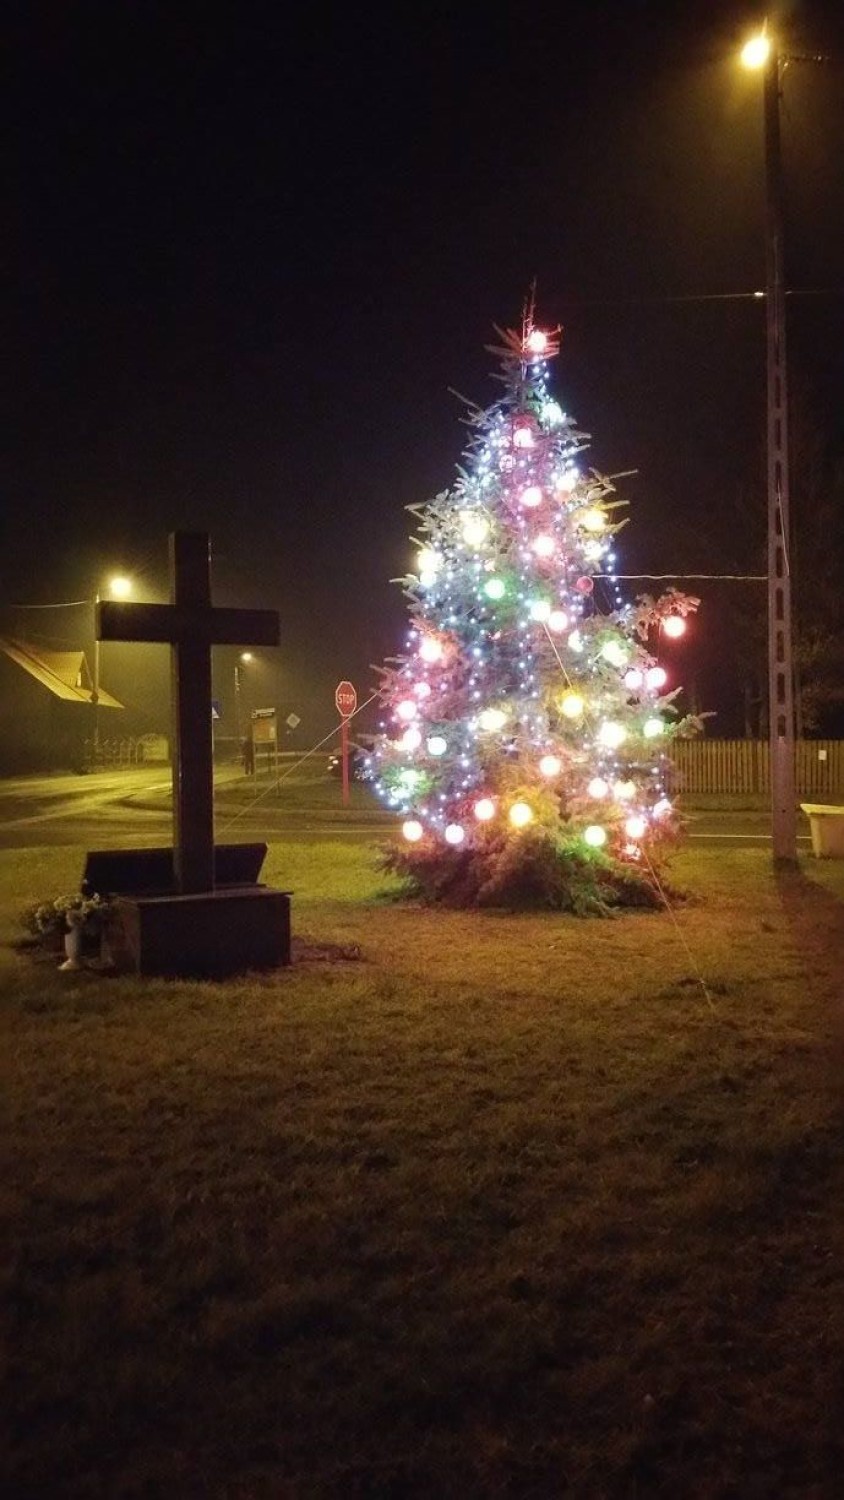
[335,680,357,718]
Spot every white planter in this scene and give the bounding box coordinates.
[59,926,83,971]
[800,803,844,858]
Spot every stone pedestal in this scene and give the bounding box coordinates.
[106,887,291,978]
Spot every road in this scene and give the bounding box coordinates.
[0,766,392,849]
[0,767,815,851]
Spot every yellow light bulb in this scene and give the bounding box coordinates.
[741,33,770,69]
[560,692,584,720]
[579,507,605,532]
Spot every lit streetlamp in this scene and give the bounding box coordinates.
[234,650,254,750]
[93,573,132,757]
[741,28,797,862]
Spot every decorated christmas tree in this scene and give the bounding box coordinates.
[366,309,700,911]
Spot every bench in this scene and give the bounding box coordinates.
[82,843,269,897]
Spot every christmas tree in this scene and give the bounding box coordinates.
[366,310,700,912]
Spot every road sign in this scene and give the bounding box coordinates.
[335,680,357,718]
[251,707,275,719]
[211,700,221,722]
[286,713,300,729]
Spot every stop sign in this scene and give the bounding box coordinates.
[335,680,357,718]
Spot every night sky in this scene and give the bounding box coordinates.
[5,0,844,743]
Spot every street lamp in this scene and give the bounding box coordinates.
[234,651,254,749]
[92,573,132,758]
[741,28,797,862]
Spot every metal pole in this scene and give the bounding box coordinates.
[234,663,242,752]
[763,47,797,861]
[92,592,100,762]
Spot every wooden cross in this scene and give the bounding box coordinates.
[97,532,279,894]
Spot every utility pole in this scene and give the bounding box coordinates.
[743,31,798,860]
[762,43,797,862]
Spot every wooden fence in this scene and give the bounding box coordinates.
[666,740,844,798]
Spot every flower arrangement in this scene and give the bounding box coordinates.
[22,891,110,943]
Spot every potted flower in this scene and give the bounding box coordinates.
[21,892,111,970]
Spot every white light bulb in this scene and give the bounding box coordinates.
[584,825,607,848]
[598,722,627,749]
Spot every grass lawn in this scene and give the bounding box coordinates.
[3,830,844,1497]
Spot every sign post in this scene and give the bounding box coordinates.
[251,707,277,777]
[334,680,357,806]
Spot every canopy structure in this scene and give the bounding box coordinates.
[0,638,123,708]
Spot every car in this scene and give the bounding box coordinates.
[327,746,366,779]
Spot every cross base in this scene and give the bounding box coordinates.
[105,888,292,978]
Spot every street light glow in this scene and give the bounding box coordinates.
[741,33,771,70]
[107,574,132,599]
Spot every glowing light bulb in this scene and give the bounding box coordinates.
[484,577,506,600]
[462,514,490,547]
[529,599,551,622]
[598,721,627,749]
[427,735,447,756]
[662,616,686,639]
[402,820,424,842]
[478,707,507,732]
[557,470,577,494]
[588,777,609,798]
[600,639,628,668]
[414,681,432,699]
[513,423,534,450]
[539,754,562,778]
[401,727,422,751]
[397,768,422,793]
[560,692,584,720]
[741,33,770,69]
[541,400,564,427]
[547,609,569,634]
[474,797,496,821]
[417,547,440,579]
[444,823,465,846]
[646,666,667,690]
[643,717,664,738]
[625,814,647,840]
[579,507,605,532]
[584,825,607,848]
[653,797,672,820]
[396,699,418,722]
[624,668,644,691]
[419,636,443,663]
[520,485,543,508]
[525,329,549,354]
[568,630,583,652]
[509,801,534,828]
[613,779,636,801]
[532,534,556,558]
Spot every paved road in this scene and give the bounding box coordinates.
[0,768,815,851]
[0,767,391,849]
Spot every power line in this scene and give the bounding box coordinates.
[607,573,765,581]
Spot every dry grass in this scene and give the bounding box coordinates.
[3,835,844,1498]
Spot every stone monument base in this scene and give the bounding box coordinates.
[106,887,291,978]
